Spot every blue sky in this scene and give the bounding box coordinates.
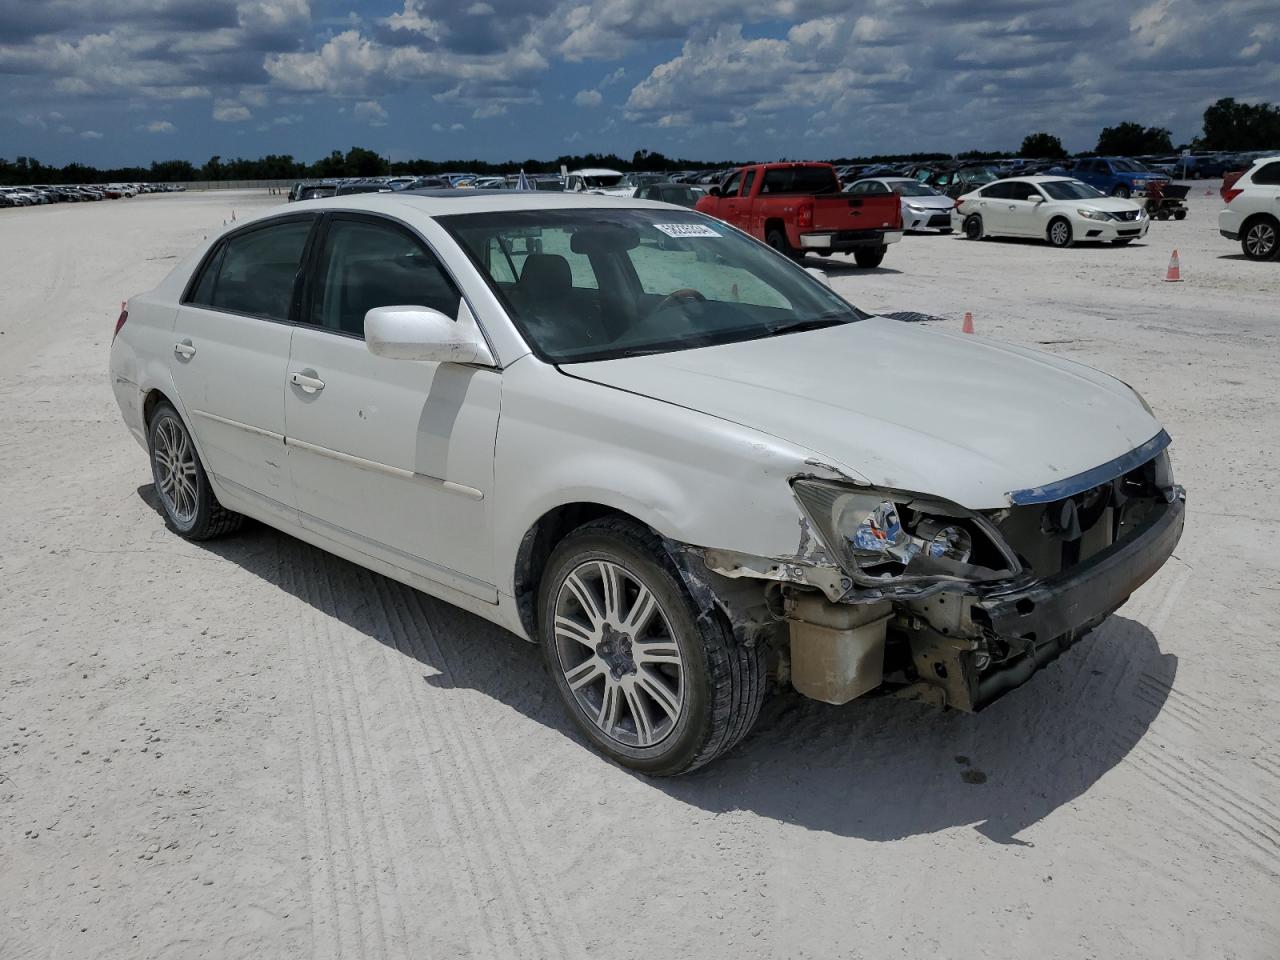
[1,0,1277,166]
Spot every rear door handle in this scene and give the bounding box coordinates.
[290,370,325,393]
[174,339,196,360]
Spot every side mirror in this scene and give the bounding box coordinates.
[1028,195,1044,203]
[805,267,832,287]
[708,186,722,197]
[365,303,494,366]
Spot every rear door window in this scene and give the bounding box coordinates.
[1253,162,1280,185]
[189,218,313,322]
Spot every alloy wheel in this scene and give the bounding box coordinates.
[1050,221,1070,246]
[152,415,198,525]
[553,560,685,748]
[1245,222,1277,259]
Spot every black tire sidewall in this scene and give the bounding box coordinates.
[1242,218,1279,261]
[964,215,982,240]
[538,526,715,775]
[1049,218,1073,247]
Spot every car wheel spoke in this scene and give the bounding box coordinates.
[635,666,681,722]
[555,614,598,649]
[564,657,604,690]
[623,684,654,747]
[619,583,657,635]
[563,570,605,625]
[597,682,622,730]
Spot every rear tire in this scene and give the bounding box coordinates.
[1173,210,1187,221]
[853,246,886,268]
[538,517,767,776]
[146,402,243,540]
[1242,216,1279,261]
[963,214,983,240]
[1048,217,1074,248]
[766,228,802,262]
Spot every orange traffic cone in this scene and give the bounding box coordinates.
[962,311,975,334]
[1164,250,1182,282]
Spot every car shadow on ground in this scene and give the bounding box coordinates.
[795,256,904,275]
[969,236,1151,251]
[138,485,1175,846]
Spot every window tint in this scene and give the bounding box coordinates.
[760,166,840,194]
[1253,162,1280,185]
[188,244,224,305]
[720,170,743,197]
[741,170,756,195]
[195,219,312,321]
[309,217,461,338]
[982,182,1011,199]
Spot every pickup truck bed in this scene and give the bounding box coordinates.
[696,162,903,268]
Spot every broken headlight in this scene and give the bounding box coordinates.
[792,480,1019,587]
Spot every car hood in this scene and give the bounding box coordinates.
[1059,197,1143,213]
[901,195,954,209]
[566,316,1163,509]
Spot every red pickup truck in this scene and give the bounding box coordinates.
[695,162,903,267]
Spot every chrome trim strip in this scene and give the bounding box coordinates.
[193,409,284,442]
[1006,430,1171,505]
[284,436,484,501]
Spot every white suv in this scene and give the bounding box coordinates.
[1219,156,1280,261]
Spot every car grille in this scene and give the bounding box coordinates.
[1114,210,1139,221]
[928,214,952,227]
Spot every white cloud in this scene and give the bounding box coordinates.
[144,120,176,133]
[79,129,103,139]
[212,99,252,122]
[354,99,389,125]
[472,102,507,119]
[574,88,602,107]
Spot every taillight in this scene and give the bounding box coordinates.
[1223,188,1243,204]
[113,301,128,341]
[797,201,813,229]
[953,197,964,209]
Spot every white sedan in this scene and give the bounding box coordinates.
[954,176,1150,247]
[110,191,1184,775]
[848,177,955,232]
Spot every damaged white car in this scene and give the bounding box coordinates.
[109,192,1186,775]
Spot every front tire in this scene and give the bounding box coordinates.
[1242,217,1279,261]
[1111,185,1131,199]
[147,402,243,540]
[538,518,767,776]
[853,246,886,268]
[1048,217,1074,248]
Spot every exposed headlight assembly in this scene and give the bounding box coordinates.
[792,480,1021,589]
[1077,208,1112,221]
[907,204,928,213]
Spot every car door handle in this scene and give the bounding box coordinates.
[289,370,325,393]
[174,339,196,360]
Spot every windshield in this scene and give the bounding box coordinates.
[1111,159,1147,172]
[441,208,865,363]
[1040,179,1106,200]
[583,175,624,188]
[892,181,942,197]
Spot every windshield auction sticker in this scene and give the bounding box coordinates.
[654,223,721,238]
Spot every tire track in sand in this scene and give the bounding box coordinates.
[285,543,413,960]
[366,571,590,960]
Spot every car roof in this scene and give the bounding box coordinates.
[274,190,658,221]
[998,175,1081,183]
[570,168,623,176]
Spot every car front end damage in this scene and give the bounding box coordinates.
[689,432,1185,711]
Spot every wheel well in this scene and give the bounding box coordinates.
[512,503,643,639]
[1242,212,1279,232]
[764,218,786,239]
[142,389,174,427]
[1047,215,1070,236]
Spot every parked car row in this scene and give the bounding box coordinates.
[0,182,182,207]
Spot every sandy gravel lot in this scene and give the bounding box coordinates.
[2,187,1278,960]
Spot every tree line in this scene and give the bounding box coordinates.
[2,97,1276,186]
